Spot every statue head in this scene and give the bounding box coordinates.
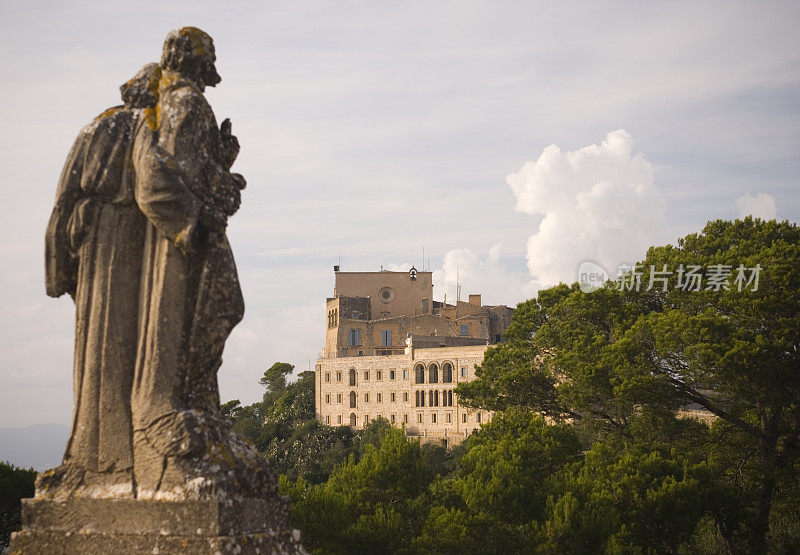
[120,63,162,108]
[161,27,221,90]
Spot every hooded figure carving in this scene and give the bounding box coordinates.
[41,63,161,498]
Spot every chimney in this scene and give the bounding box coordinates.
[468,294,481,307]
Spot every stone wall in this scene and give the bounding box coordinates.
[315,345,493,446]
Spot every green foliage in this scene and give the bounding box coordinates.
[282,425,433,554]
[541,439,715,553]
[220,398,242,419]
[455,218,800,552]
[260,361,295,393]
[414,410,581,553]
[0,461,36,550]
[227,367,360,483]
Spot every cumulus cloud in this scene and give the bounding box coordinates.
[507,130,668,286]
[735,192,777,220]
[432,244,537,307]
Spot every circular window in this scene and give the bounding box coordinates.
[378,287,395,304]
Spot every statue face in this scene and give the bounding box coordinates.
[184,28,220,89]
[199,48,221,89]
[161,27,222,90]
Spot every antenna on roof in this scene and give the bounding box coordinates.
[456,267,461,304]
[422,242,425,272]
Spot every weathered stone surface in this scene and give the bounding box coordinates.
[13,26,304,554]
[11,497,305,554]
[10,529,303,555]
[20,497,291,536]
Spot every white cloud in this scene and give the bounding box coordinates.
[507,130,668,286]
[735,192,777,220]
[432,244,537,307]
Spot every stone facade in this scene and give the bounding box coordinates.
[317,268,513,446]
[316,344,493,446]
[324,268,514,358]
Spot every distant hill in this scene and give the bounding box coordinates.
[0,423,69,471]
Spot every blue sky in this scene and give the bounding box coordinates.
[0,0,798,429]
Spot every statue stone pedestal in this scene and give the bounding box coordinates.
[10,497,305,554]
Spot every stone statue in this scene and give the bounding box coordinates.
[14,27,303,553]
[43,63,160,498]
[129,26,268,501]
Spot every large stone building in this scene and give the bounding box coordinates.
[315,267,514,446]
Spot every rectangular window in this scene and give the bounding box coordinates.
[417,414,423,423]
[364,393,369,403]
[431,413,437,424]
[403,392,408,402]
[381,329,391,347]
[347,329,361,346]
[493,313,499,322]
[377,370,382,381]
[446,413,452,423]
[363,370,369,381]
[325,372,330,382]
[460,367,466,378]
[403,414,408,423]
[338,415,342,424]
[391,392,396,402]
[325,415,330,424]
[377,393,382,403]
[403,369,408,380]
[462,414,467,423]
[364,415,369,424]
[460,325,468,336]
[337,393,342,403]
[477,413,482,423]
[391,414,396,424]
[325,394,331,404]
[390,369,396,380]
[337,371,342,382]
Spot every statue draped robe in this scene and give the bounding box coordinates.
[131,76,246,498]
[44,107,146,496]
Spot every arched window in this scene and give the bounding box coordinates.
[442,389,448,406]
[350,412,357,427]
[349,368,356,386]
[442,362,453,383]
[420,390,425,407]
[429,363,439,383]
[349,391,356,408]
[415,364,425,384]
[434,389,439,407]
[415,391,419,407]
[448,390,453,407]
